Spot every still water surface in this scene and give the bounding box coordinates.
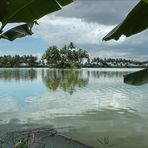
[0,68,148,148]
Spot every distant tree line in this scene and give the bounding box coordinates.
[89,57,148,68]
[0,55,39,68]
[0,42,148,68]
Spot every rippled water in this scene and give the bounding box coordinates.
[0,68,148,148]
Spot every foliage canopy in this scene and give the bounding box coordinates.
[42,42,89,68]
[0,0,73,41]
[103,0,148,86]
[103,0,148,41]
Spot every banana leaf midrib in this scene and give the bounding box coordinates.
[1,0,62,26]
[4,0,36,25]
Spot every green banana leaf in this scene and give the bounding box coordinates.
[103,0,148,41]
[124,68,148,86]
[103,0,148,85]
[0,0,73,40]
[0,23,34,41]
[57,0,74,6]
[0,0,73,26]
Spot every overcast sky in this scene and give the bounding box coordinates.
[0,0,148,60]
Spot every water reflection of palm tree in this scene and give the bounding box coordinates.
[42,69,89,95]
[0,69,37,81]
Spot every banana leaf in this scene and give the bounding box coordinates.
[0,23,34,41]
[57,0,74,6]
[124,68,148,85]
[103,0,148,41]
[0,0,73,40]
[0,0,7,23]
[0,0,73,26]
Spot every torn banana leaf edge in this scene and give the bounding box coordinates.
[103,0,148,41]
[0,0,73,41]
[0,22,36,41]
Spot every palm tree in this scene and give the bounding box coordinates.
[42,46,60,67]
[52,45,61,65]
[68,42,76,49]
[78,49,89,64]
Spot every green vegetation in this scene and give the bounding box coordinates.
[42,42,89,68]
[90,57,148,68]
[14,138,28,148]
[0,55,38,68]
[124,68,148,86]
[0,43,148,69]
[0,69,37,81]
[102,0,148,85]
[103,0,148,41]
[42,69,89,95]
[0,0,73,41]
[97,136,115,147]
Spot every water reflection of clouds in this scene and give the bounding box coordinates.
[0,89,139,125]
[98,89,129,110]
[0,91,122,124]
[1,69,148,147]
[0,96,18,113]
[0,68,148,124]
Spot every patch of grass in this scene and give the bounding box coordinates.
[97,136,116,147]
[14,138,28,148]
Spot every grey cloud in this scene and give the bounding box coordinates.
[77,42,148,60]
[73,29,148,60]
[56,0,139,25]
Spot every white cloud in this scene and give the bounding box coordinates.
[33,15,115,46]
[91,49,130,59]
